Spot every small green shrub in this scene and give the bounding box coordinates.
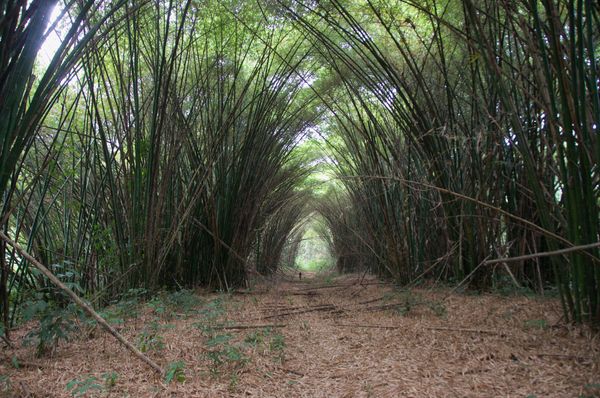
[427,301,447,318]
[164,361,186,384]
[269,333,285,362]
[244,330,266,346]
[203,329,248,375]
[523,319,548,330]
[205,345,247,374]
[66,376,102,397]
[206,333,233,347]
[137,328,164,353]
[167,289,202,314]
[22,299,82,356]
[102,371,118,388]
[146,289,201,319]
[0,375,10,394]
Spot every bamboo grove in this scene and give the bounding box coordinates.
[0,0,598,338]
[301,0,600,323]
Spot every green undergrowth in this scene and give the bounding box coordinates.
[11,289,291,394]
[197,326,287,392]
[16,288,204,358]
[191,298,287,390]
[384,290,447,318]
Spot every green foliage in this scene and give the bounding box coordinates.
[295,220,335,272]
[50,262,84,294]
[22,299,82,356]
[269,333,285,362]
[164,361,186,384]
[244,330,266,346]
[165,290,202,315]
[196,297,226,325]
[147,289,202,319]
[98,290,144,326]
[146,297,168,317]
[137,320,174,352]
[206,334,233,348]
[102,372,118,389]
[202,329,247,372]
[581,384,600,398]
[202,326,249,374]
[493,276,536,297]
[205,345,247,374]
[66,376,102,397]
[523,319,548,330]
[137,330,164,353]
[427,301,447,318]
[0,375,10,394]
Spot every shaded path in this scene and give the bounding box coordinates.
[2,273,599,397]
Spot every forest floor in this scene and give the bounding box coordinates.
[1,272,599,397]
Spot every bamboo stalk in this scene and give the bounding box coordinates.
[0,231,162,375]
[484,242,600,265]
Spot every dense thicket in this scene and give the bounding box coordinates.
[0,0,317,334]
[299,0,599,323]
[0,0,598,339]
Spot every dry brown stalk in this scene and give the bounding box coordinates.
[214,323,287,330]
[0,231,163,375]
[331,323,401,329]
[261,304,337,320]
[423,326,499,335]
[484,241,600,265]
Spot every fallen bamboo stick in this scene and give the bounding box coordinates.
[294,281,388,292]
[534,353,592,361]
[0,231,163,375]
[261,304,337,320]
[214,323,287,330]
[423,326,499,335]
[331,323,401,329]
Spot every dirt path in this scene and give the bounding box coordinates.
[2,273,599,397]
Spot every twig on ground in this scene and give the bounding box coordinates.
[424,326,500,335]
[283,368,305,377]
[214,323,287,330]
[331,323,401,329]
[535,353,592,361]
[261,304,337,320]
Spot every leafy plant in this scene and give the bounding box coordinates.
[22,300,81,356]
[244,330,267,347]
[164,361,186,384]
[137,329,164,353]
[194,297,228,333]
[206,334,233,348]
[147,289,201,319]
[66,376,102,397]
[102,372,118,389]
[203,326,248,375]
[427,301,447,318]
[0,375,10,394]
[146,297,168,318]
[99,288,148,326]
[205,345,248,375]
[166,290,202,315]
[269,333,286,362]
[523,319,548,330]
